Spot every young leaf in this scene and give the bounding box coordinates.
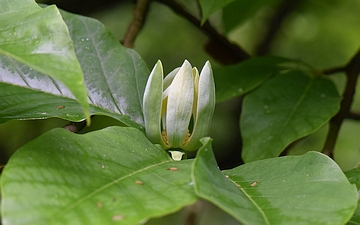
[1,127,196,225]
[0,7,149,128]
[214,56,301,102]
[0,0,90,121]
[241,70,341,162]
[193,140,357,225]
[199,0,235,24]
[222,0,280,33]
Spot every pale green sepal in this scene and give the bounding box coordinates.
[143,60,168,148]
[183,61,215,151]
[166,60,194,148]
[169,150,185,161]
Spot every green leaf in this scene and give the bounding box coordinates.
[344,168,360,225]
[0,81,142,129]
[62,10,149,126]
[241,71,341,162]
[193,143,357,225]
[345,168,360,190]
[0,8,149,129]
[214,56,304,103]
[1,127,197,225]
[199,0,235,24]
[222,0,280,33]
[0,0,89,121]
[348,204,360,225]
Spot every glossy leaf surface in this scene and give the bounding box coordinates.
[0,0,89,120]
[241,71,341,162]
[0,82,142,129]
[63,10,149,126]
[0,7,149,128]
[1,127,196,225]
[193,142,357,225]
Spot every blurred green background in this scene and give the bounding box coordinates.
[1,0,360,170]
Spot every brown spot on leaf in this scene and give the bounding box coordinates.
[135,180,144,185]
[112,215,124,221]
[167,167,178,171]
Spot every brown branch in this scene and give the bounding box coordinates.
[256,0,301,55]
[184,206,197,225]
[122,0,151,48]
[346,111,360,120]
[156,0,250,64]
[322,66,346,75]
[322,50,360,158]
[0,164,5,174]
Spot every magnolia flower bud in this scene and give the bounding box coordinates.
[143,60,215,151]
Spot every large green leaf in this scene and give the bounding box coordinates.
[0,0,89,120]
[62,10,149,126]
[214,56,306,103]
[193,141,357,225]
[199,0,235,24]
[0,81,142,129]
[241,71,341,162]
[1,127,197,225]
[0,7,149,128]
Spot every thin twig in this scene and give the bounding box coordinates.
[346,111,360,120]
[322,66,346,75]
[0,164,5,174]
[122,0,151,48]
[156,0,250,64]
[322,50,360,158]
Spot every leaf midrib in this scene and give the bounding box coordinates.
[224,176,271,225]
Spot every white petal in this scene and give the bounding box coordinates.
[183,60,215,151]
[143,60,168,148]
[166,60,194,148]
